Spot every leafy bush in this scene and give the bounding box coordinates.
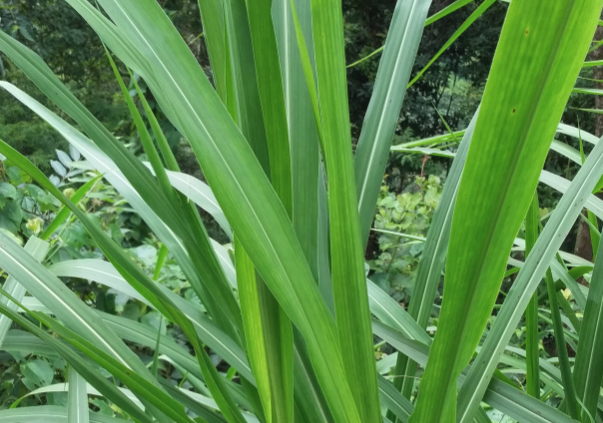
[0,159,60,243]
[370,175,443,302]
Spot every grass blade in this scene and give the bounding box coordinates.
[49,259,252,381]
[63,2,364,419]
[39,176,101,241]
[0,301,155,423]
[310,0,380,420]
[410,1,603,421]
[273,0,321,279]
[68,369,89,423]
[573,233,603,420]
[0,406,121,423]
[197,0,227,101]
[0,32,242,342]
[0,81,238,337]
[374,320,573,423]
[394,110,477,402]
[456,125,603,422]
[0,141,250,422]
[482,378,577,423]
[236,237,294,423]
[425,0,475,26]
[223,0,270,172]
[0,229,153,378]
[354,0,432,245]
[524,194,541,399]
[543,268,579,419]
[0,237,49,348]
[245,0,292,215]
[224,2,294,420]
[38,314,197,423]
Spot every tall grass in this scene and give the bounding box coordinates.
[0,0,602,422]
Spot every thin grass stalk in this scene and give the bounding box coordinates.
[573,232,603,421]
[544,268,580,419]
[524,193,541,398]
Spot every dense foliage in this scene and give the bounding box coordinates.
[1,1,603,423]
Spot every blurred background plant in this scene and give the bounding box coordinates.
[369,175,443,304]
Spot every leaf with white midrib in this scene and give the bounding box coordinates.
[68,370,89,423]
[355,0,432,245]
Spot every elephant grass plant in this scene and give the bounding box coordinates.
[0,0,603,422]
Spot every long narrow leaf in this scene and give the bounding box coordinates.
[456,113,603,423]
[395,110,477,401]
[310,0,380,420]
[0,237,49,347]
[68,369,89,423]
[0,31,242,341]
[410,2,603,421]
[48,2,365,421]
[573,234,603,420]
[524,194,541,398]
[354,0,432,245]
[0,406,124,423]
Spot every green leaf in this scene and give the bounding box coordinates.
[0,230,154,380]
[40,176,102,241]
[89,1,363,421]
[393,110,477,402]
[367,279,431,344]
[424,0,475,26]
[222,0,270,172]
[197,0,227,101]
[221,2,295,419]
[310,0,380,420]
[0,182,16,199]
[104,47,178,208]
[543,267,579,419]
[523,194,540,399]
[354,0,432,245]
[0,141,247,422]
[38,314,196,423]
[244,0,293,216]
[0,406,122,423]
[456,98,603,423]
[272,0,321,281]
[410,1,603,421]
[573,233,603,420]
[0,30,242,342]
[68,369,89,423]
[236,238,293,423]
[48,259,252,381]
[373,320,574,423]
[0,300,154,423]
[481,378,577,423]
[155,168,232,239]
[23,359,54,387]
[378,375,413,423]
[0,236,49,347]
